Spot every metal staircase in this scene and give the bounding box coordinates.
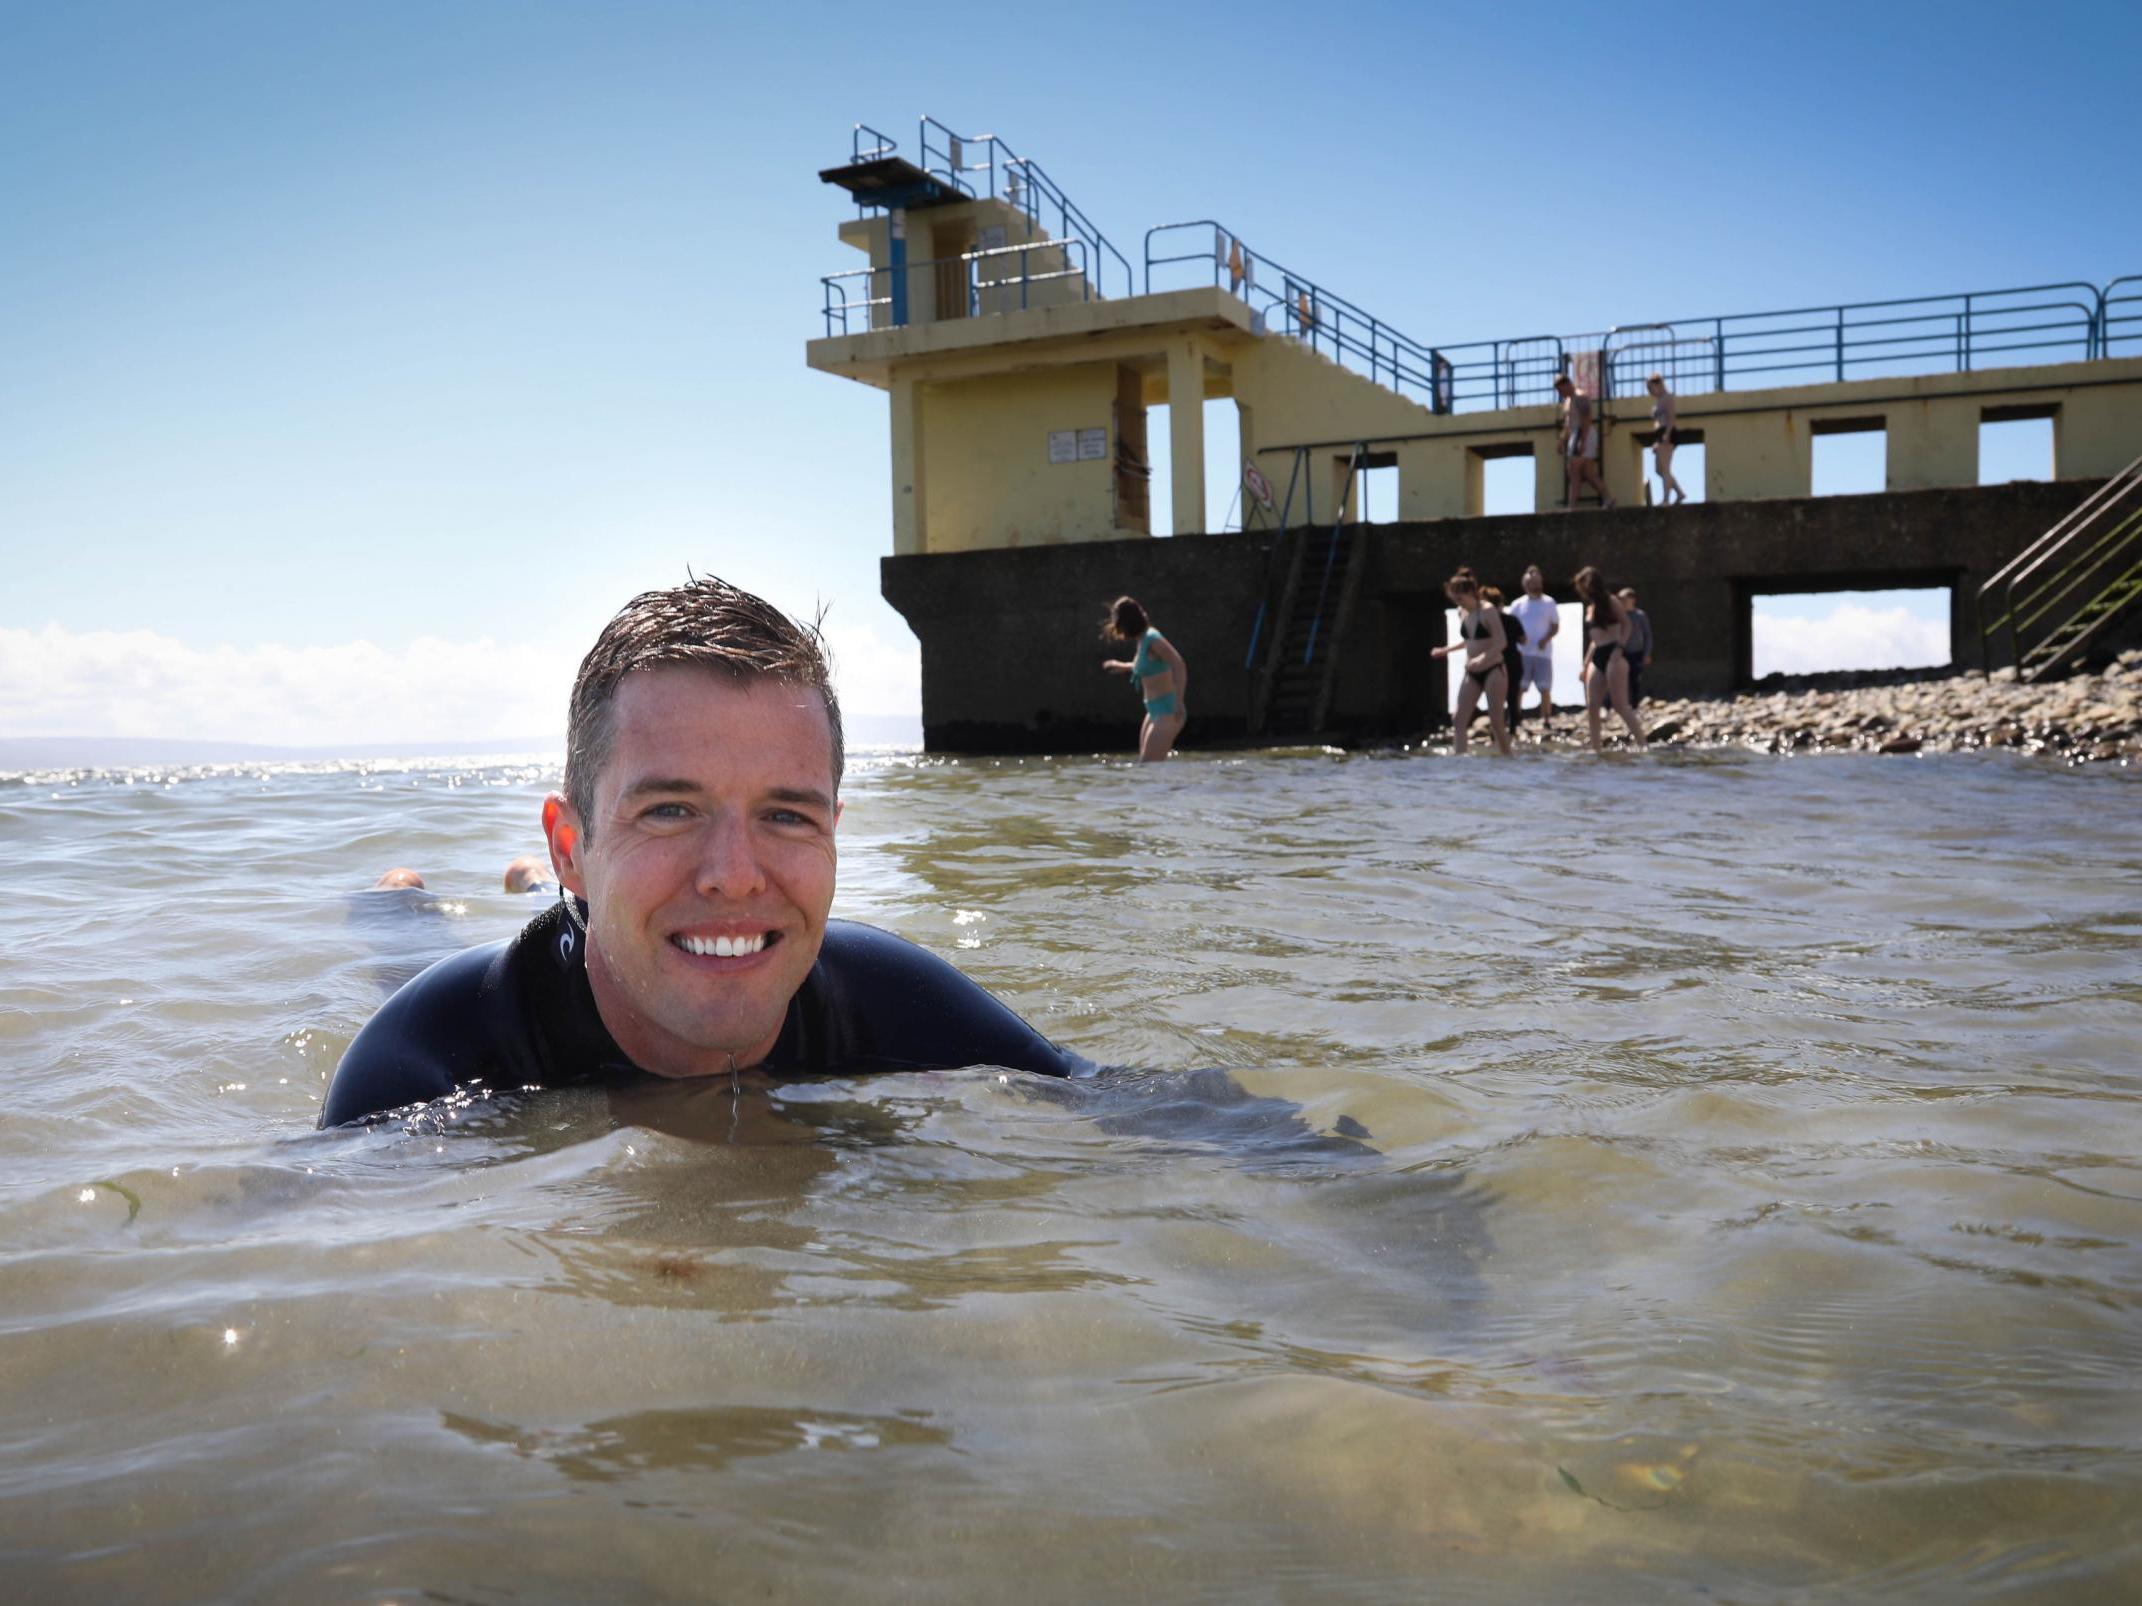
[1247,449,1371,738]
[1979,453,2142,681]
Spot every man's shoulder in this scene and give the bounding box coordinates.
[786,919,1086,1078]
[319,938,519,1126]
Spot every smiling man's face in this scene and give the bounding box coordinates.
[546,666,840,1077]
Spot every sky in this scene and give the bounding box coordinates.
[3,0,2137,750]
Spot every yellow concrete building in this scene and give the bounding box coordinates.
[809,127,2142,561]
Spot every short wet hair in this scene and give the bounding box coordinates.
[564,576,843,830]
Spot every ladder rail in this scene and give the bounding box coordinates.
[1979,453,2142,670]
[1246,450,1311,737]
[1977,455,2142,681]
[1304,445,1367,666]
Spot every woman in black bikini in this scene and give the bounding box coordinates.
[1574,565,1647,753]
[1430,572,1513,756]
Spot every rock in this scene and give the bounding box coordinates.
[1878,735,1923,754]
[1646,719,1684,743]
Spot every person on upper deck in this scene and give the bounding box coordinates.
[1646,373,1688,506]
[1556,375,1615,511]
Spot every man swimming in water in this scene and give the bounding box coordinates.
[320,577,1085,1126]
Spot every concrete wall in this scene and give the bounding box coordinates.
[882,528,1278,752]
[917,364,1127,551]
[882,478,2106,753]
[834,197,1079,329]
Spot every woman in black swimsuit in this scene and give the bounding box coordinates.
[1574,565,1647,754]
[1430,572,1513,756]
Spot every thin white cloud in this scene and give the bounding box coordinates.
[0,616,922,747]
[0,624,570,747]
[1751,603,1950,679]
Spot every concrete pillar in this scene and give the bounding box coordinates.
[1167,341,1207,535]
[1886,398,1978,490]
[1534,445,1564,513]
[890,377,927,555]
[2059,381,2142,477]
[1398,440,1468,520]
[1704,411,1812,500]
[1602,420,1647,507]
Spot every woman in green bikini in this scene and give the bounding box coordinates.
[1101,595,1189,762]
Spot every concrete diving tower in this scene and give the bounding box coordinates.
[807,120,2142,752]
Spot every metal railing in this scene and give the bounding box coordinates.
[1609,283,2107,397]
[2105,276,2142,358]
[850,123,898,163]
[821,238,1094,337]
[1145,222,1476,408]
[913,118,1132,300]
[1142,226,2139,413]
[1979,453,2142,682]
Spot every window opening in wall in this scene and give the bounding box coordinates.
[1749,587,1951,679]
[1810,417,1887,497]
[1146,402,1173,535]
[1643,427,1705,504]
[1355,453,1398,523]
[1472,442,1535,515]
[1980,404,2056,485]
[1206,398,1244,531]
[1148,397,1246,536]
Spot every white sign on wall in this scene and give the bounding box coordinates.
[1047,430,1077,464]
[1077,428,1109,460]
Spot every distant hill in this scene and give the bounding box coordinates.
[0,735,563,768]
[0,713,922,772]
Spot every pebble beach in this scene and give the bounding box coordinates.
[1630,650,2142,763]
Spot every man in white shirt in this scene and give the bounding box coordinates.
[1505,564,1561,736]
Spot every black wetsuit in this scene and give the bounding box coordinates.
[320,899,1086,1126]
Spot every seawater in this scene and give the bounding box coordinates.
[2,747,2139,1602]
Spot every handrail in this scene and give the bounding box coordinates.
[1142,224,2130,414]
[850,123,898,163]
[1143,221,1475,409]
[1978,453,2142,679]
[1243,449,1309,672]
[1304,446,1366,665]
[910,117,1133,300]
[2103,276,2142,358]
[820,238,1092,336]
[1981,459,2141,600]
